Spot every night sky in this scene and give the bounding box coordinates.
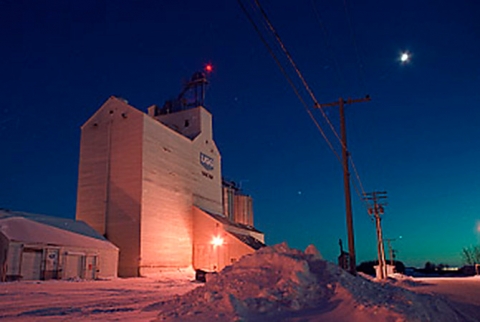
[1,0,479,267]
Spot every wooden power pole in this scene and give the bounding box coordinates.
[385,238,396,266]
[315,96,370,274]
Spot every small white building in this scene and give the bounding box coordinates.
[0,209,118,281]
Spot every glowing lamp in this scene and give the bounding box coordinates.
[211,236,224,246]
[205,64,213,73]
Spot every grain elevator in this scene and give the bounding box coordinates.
[76,72,264,277]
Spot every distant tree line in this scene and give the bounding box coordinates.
[357,245,480,277]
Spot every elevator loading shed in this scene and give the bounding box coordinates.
[0,210,118,281]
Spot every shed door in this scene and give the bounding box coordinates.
[85,255,97,280]
[44,249,60,280]
[21,249,42,280]
[64,254,84,279]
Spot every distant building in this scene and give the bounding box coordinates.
[76,73,265,277]
[0,209,118,281]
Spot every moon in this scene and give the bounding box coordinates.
[400,52,410,63]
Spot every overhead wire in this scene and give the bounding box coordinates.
[253,0,346,151]
[310,0,370,205]
[341,0,371,204]
[350,158,371,209]
[342,0,368,93]
[240,0,371,207]
[236,0,342,163]
[351,179,367,209]
[310,0,345,88]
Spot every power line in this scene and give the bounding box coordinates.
[350,178,370,210]
[316,97,371,206]
[252,0,345,150]
[306,109,342,163]
[312,0,372,198]
[240,0,372,213]
[349,156,367,198]
[310,0,371,202]
[236,0,340,162]
[342,0,368,93]
[310,0,345,88]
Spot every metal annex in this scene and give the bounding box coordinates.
[0,209,118,281]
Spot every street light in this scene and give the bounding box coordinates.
[211,236,224,247]
[210,235,224,272]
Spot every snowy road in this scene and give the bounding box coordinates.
[400,276,480,307]
[1,272,480,321]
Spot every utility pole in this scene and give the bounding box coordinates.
[316,96,370,275]
[364,191,388,279]
[385,238,396,266]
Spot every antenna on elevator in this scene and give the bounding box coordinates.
[158,64,213,115]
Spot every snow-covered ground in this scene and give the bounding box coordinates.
[1,245,480,321]
[395,276,480,309]
[0,270,199,321]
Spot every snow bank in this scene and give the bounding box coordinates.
[152,243,479,321]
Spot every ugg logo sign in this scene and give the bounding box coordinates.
[200,152,214,171]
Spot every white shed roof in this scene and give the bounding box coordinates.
[0,210,118,251]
